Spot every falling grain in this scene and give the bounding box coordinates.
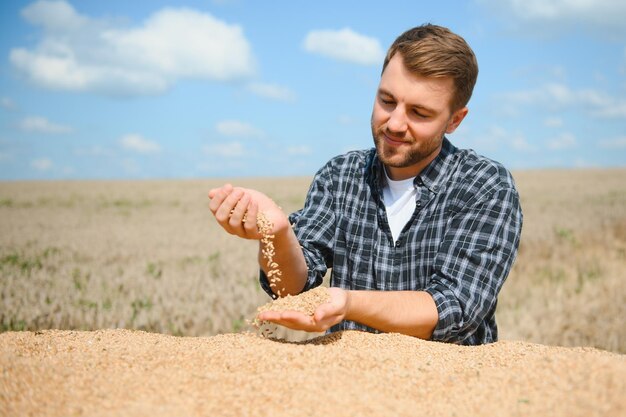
[255,211,282,297]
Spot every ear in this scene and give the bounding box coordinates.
[445,107,468,134]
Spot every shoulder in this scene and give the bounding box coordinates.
[325,148,374,169]
[450,147,518,196]
[439,146,520,211]
[316,148,376,179]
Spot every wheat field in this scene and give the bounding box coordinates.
[0,169,624,352]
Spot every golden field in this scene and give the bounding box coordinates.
[0,169,624,352]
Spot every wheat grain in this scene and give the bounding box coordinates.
[255,211,282,297]
[252,286,331,329]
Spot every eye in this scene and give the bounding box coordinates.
[412,108,430,119]
[379,96,395,106]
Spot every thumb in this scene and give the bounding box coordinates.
[313,300,336,323]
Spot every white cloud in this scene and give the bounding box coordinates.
[1,97,17,111]
[337,115,357,125]
[31,157,53,171]
[19,116,74,134]
[599,136,626,149]
[120,134,161,153]
[121,158,140,174]
[10,1,255,96]
[485,0,626,20]
[546,132,577,150]
[216,120,265,138]
[478,0,626,36]
[510,132,536,152]
[61,166,74,175]
[464,124,536,153]
[303,28,384,66]
[463,125,500,151]
[247,82,296,102]
[573,158,595,168]
[592,102,626,118]
[74,145,114,157]
[544,117,563,127]
[500,83,626,119]
[203,141,244,157]
[286,145,312,155]
[501,83,572,105]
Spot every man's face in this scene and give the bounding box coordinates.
[371,53,467,180]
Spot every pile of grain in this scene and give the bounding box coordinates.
[253,286,331,328]
[1,329,624,417]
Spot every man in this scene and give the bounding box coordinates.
[209,24,522,345]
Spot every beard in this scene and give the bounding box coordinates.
[371,122,445,169]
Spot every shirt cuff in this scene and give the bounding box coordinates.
[423,283,463,343]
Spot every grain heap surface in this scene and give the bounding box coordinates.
[1,329,624,417]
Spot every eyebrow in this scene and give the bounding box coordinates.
[377,88,439,115]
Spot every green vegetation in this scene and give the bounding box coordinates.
[146,262,163,279]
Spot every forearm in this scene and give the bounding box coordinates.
[345,290,439,339]
[258,226,308,297]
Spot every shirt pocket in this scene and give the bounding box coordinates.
[336,215,375,289]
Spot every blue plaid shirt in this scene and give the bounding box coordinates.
[261,138,523,345]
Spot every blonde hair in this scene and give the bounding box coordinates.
[383,24,478,112]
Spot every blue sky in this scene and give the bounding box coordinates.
[0,0,625,180]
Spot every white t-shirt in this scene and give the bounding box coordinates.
[382,169,417,243]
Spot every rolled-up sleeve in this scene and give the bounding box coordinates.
[424,185,523,343]
[259,162,337,297]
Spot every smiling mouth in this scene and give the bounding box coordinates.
[382,133,407,146]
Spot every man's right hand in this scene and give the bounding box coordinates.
[209,183,309,297]
[208,184,289,240]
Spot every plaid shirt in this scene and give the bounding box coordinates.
[261,138,523,345]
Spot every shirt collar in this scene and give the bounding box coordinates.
[417,137,457,193]
[367,137,458,193]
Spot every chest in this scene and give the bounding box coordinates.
[332,179,463,289]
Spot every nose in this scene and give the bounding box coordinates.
[386,105,407,134]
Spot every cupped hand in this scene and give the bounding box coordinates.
[256,287,350,332]
[208,184,289,239]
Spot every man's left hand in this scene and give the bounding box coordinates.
[256,287,349,332]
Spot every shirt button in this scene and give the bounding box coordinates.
[416,201,422,208]
[395,241,402,247]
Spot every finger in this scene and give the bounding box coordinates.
[274,318,318,332]
[258,311,317,331]
[209,182,233,199]
[278,310,314,323]
[208,184,233,214]
[243,199,259,236]
[257,310,281,322]
[228,192,250,228]
[312,297,344,331]
[313,302,334,322]
[311,309,330,330]
[214,187,244,224]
